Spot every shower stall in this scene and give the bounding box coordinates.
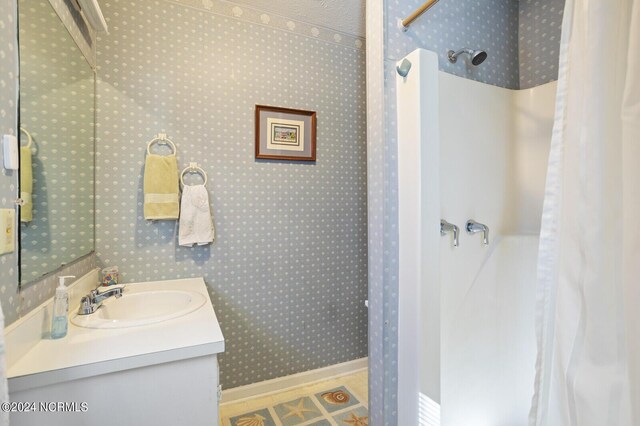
[396,49,557,425]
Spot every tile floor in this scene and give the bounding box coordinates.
[220,370,368,426]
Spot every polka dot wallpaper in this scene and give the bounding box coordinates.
[19,0,96,283]
[18,254,98,319]
[0,0,99,327]
[95,0,368,389]
[519,0,565,89]
[48,0,97,67]
[0,0,20,326]
[387,0,521,89]
[172,0,365,50]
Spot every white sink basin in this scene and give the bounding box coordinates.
[71,289,206,329]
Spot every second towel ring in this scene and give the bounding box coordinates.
[20,127,33,149]
[180,162,208,187]
[147,133,177,156]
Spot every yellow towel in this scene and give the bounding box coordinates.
[144,154,180,220]
[20,146,33,223]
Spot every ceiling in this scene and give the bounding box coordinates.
[228,0,365,38]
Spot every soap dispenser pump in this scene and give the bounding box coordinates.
[51,275,75,339]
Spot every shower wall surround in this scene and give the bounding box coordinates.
[95,0,368,388]
[367,0,565,423]
[371,1,520,423]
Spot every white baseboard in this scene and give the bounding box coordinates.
[221,357,368,405]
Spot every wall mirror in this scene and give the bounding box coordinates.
[18,0,96,285]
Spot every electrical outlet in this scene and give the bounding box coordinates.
[0,209,15,255]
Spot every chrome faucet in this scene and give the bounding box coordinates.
[466,220,489,245]
[440,219,459,247]
[78,286,124,315]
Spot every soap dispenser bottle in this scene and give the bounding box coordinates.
[51,275,75,339]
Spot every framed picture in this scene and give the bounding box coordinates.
[255,105,317,161]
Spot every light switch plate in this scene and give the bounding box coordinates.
[3,134,19,170]
[0,209,15,255]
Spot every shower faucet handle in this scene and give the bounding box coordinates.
[440,219,459,247]
[466,220,489,245]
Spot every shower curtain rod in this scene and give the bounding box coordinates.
[401,0,439,30]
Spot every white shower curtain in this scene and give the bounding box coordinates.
[530,0,640,425]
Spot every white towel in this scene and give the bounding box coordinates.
[179,185,215,247]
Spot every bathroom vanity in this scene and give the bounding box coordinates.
[5,271,225,426]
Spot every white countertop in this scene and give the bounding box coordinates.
[8,277,225,393]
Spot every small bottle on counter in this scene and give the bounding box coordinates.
[101,266,119,286]
[51,275,75,339]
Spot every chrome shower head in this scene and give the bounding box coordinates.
[470,50,487,66]
[447,48,487,66]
